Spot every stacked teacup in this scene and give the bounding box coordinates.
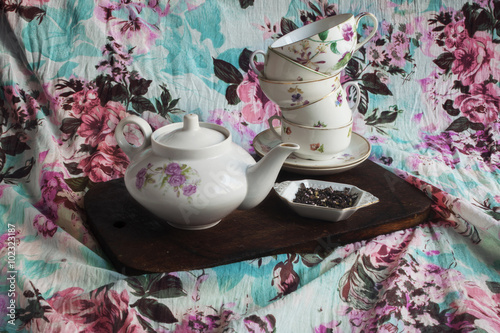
[251,13,377,160]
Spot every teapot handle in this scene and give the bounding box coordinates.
[115,115,153,159]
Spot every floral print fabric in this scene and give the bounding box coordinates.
[1,0,500,332]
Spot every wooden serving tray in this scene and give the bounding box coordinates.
[84,160,431,275]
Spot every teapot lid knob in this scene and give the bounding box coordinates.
[183,114,200,132]
[158,113,226,149]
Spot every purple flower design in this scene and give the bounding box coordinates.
[168,174,186,187]
[342,24,354,42]
[182,184,197,197]
[291,93,303,102]
[136,161,200,197]
[136,167,147,189]
[165,162,182,175]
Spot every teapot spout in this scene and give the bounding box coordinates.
[239,143,299,210]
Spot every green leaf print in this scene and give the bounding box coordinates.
[330,41,339,54]
[318,30,329,41]
[332,52,352,71]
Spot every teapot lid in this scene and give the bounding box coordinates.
[158,114,226,149]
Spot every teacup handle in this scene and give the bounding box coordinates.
[115,115,153,159]
[342,82,361,113]
[249,50,266,77]
[268,115,283,140]
[353,12,378,52]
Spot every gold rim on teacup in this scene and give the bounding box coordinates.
[267,48,331,79]
[274,115,353,130]
[258,71,340,85]
[250,47,333,80]
[279,88,337,111]
[280,81,360,113]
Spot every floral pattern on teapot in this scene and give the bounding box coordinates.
[135,161,201,199]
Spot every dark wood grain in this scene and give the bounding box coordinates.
[84,160,431,275]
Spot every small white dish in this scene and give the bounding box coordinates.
[273,179,379,222]
[253,128,371,175]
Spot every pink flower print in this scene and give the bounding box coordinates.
[381,20,391,35]
[78,141,129,182]
[451,32,496,86]
[252,15,280,40]
[360,229,414,268]
[33,214,58,238]
[71,87,100,116]
[450,281,500,331]
[367,44,384,64]
[335,91,342,106]
[454,83,500,124]
[182,184,197,197]
[111,15,160,54]
[165,162,182,175]
[35,171,73,222]
[342,24,354,42]
[168,174,186,187]
[78,101,127,147]
[392,31,409,49]
[237,69,279,124]
[45,287,144,332]
[388,44,406,67]
[444,21,467,50]
[77,108,104,143]
[96,1,160,55]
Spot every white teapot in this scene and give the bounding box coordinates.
[115,114,299,230]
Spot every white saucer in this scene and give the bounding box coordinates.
[252,128,371,175]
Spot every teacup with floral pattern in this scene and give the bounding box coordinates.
[268,115,353,161]
[250,47,330,81]
[258,73,341,108]
[270,13,378,75]
[280,81,360,128]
